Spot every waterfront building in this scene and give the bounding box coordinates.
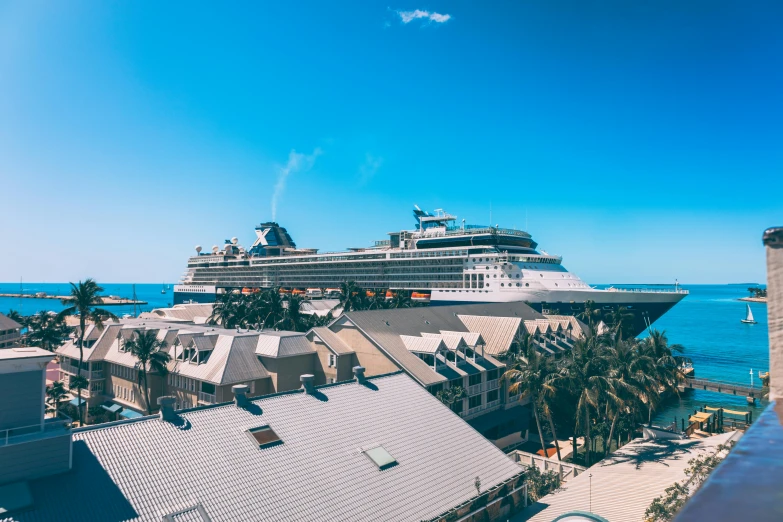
[316,302,586,448]
[0,362,528,521]
[0,313,23,349]
[55,319,319,417]
[174,206,687,337]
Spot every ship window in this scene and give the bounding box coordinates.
[526,283,529,287]
[501,283,504,287]
[493,275,496,278]
[515,274,520,278]
[540,274,543,277]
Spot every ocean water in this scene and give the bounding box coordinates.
[0,282,175,318]
[1,282,769,423]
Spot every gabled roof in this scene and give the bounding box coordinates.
[170,335,270,385]
[337,302,543,386]
[255,331,315,358]
[420,332,468,352]
[440,330,484,348]
[457,315,522,356]
[8,372,523,522]
[309,327,355,355]
[0,312,22,331]
[56,324,123,362]
[401,335,446,354]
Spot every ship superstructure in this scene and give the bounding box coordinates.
[175,206,687,336]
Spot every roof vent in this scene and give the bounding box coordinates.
[300,374,315,394]
[232,384,249,407]
[353,366,367,384]
[157,396,177,422]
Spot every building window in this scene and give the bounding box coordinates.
[486,369,498,381]
[468,374,482,387]
[328,354,336,368]
[328,378,335,384]
[487,390,499,402]
[469,395,482,409]
[246,426,282,449]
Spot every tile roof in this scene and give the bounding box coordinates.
[170,335,270,385]
[309,327,355,355]
[0,313,22,331]
[8,372,523,522]
[520,431,742,522]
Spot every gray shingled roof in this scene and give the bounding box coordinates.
[337,302,542,385]
[7,372,522,522]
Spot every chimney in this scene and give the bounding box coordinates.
[300,374,315,394]
[764,227,783,400]
[157,396,177,422]
[354,366,367,384]
[232,384,250,407]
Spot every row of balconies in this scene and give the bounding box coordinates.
[465,399,503,419]
[467,379,500,397]
[60,363,103,381]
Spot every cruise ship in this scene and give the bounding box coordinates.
[175,206,687,336]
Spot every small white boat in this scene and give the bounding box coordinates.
[741,303,757,324]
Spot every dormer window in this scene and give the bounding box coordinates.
[328,354,336,368]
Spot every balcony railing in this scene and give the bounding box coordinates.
[1,413,72,447]
[468,383,483,396]
[198,391,216,404]
[464,401,503,420]
[486,379,499,391]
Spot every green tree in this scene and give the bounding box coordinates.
[607,306,635,342]
[578,300,600,329]
[388,290,413,309]
[27,311,69,353]
[336,281,366,312]
[277,294,308,331]
[556,334,616,466]
[367,290,388,310]
[208,292,241,328]
[46,380,67,417]
[524,465,562,502]
[123,330,171,414]
[58,279,117,425]
[503,343,556,458]
[436,386,467,413]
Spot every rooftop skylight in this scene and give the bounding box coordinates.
[364,445,398,470]
[247,426,282,449]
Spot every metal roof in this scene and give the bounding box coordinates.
[338,302,542,386]
[401,335,446,354]
[0,313,22,331]
[520,431,742,522]
[254,331,315,358]
[457,315,522,356]
[309,327,355,355]
[6,373,523,522]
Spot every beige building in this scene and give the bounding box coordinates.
[0,313,23,349]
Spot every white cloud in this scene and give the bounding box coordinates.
[359,153,384,184]
[398,9,451,24]
[271,147,322,219]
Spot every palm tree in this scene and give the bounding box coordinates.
[57,279,117,425]
[277,294,307,331]
[607,306,635,342]
[208,292,240,327]
[556,334,616,466]
[503,343,552,457]
[578,300,600,329]
[641,329,685,394]
[46,380,67,417]
[261,288,286,328]
[27,311,69,353]
[6,309,26,327]
[388,290,413,309]
[367,290,388,310]
[124,330,171,414]
[603,340,656,456]
[337,281,366,312]
[67,375,88,423]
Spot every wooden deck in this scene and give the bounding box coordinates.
[683,378,765,398]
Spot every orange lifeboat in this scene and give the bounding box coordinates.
[385,290,396,299]
[278,288,292,296]
[411,291,431,302]
[365,290,376,298]
[292,288,306,296]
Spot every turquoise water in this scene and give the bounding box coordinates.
[1,282,769,423]
[0,282,175,318]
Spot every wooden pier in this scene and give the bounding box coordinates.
[683,378,765,400]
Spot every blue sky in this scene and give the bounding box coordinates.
[0,1,780,284]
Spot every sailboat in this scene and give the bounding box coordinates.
[740,303,757,324]
[161,283,167,295]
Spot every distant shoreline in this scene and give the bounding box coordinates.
[738,297,767,304]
